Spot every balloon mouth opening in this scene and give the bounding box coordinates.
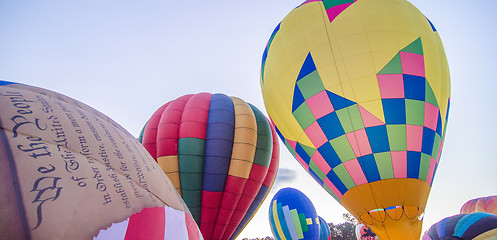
[359,205,424,225]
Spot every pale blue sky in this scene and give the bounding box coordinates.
[1,0,496,238]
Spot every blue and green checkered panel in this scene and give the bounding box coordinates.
[275,38,448,200]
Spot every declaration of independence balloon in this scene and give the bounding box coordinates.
[0,81,192,239]
[260,0,450,239]
[140,93,280,240]
[94,206,203,240]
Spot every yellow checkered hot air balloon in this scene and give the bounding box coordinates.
[260,0,450,239]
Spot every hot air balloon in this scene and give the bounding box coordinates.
[260,0,450,239]
[140,93,280,240]
[318,216,331,240]
[460,195,497,215]
[422,212,497,240]
[94,206,203,240]
[0,81,192,239]
[355,224,378,240]
[269,187,320,240]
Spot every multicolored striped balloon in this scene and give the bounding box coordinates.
[269,188,320,240]
[260,0,450,239]
[422,212,497,240]
[140,93,280,240]
[94,206,203,240]
[460,195,497,215]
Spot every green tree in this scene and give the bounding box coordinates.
[342,213,358,225]
[328,213,358,240]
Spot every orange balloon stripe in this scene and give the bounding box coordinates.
[221,105,274,239]
[228,121,281,240]
[211,97,257,239]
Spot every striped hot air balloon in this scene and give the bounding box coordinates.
[422,212,497,240]
[140,93,280,240]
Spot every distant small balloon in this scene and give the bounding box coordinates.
[355,224,378,240]
[269,187,320,240]
[460,195,497,215]
[318,216,330,240]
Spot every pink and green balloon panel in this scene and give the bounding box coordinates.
[270,42,449,201]
[140,93,280,240]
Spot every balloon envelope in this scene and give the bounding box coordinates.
[140,93,280,240]
[355,224,379,240]
[94,206,203,240]
[269,188,320,240]
[422,212,497,240]
[0,81,191,239]
[318,216,330,240]
[261,1,450,239]
[460,195,497,215]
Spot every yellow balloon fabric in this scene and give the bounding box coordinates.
[261,0,450,239]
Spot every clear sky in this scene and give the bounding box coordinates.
[1,0,496,239]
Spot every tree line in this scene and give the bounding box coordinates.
[242,213,368,240]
